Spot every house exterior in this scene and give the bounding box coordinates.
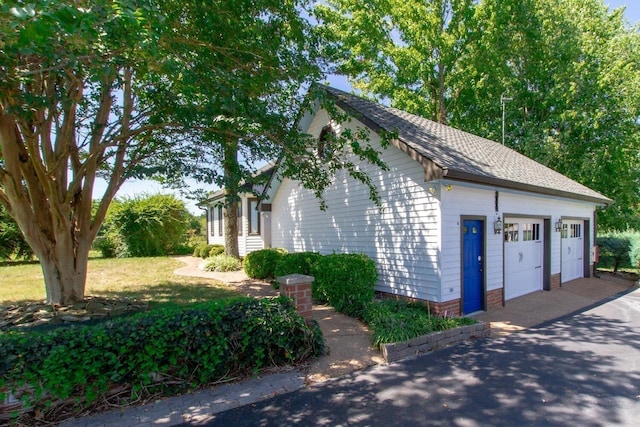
[199,166,274,257]
[204,85,611,315]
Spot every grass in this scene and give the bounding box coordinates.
[0,257,240,307]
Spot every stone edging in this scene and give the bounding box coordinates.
[381,322,491,363]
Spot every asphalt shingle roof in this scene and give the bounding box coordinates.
[322,85,611,205]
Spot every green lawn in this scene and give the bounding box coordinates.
[0,257,239,307]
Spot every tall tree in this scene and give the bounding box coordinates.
[316,0,478,124]
[0,0,330,304]
[154,1,389,258]
[316,0,640,230]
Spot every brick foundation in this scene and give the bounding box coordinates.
[375,291,462,316]
[278,274,314,320]
[487,288,504,310]
[428,299,462,316]
[550,273,561,290]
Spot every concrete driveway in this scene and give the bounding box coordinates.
[198,285,640,426]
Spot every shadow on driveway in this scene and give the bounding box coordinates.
[201,289,640,426]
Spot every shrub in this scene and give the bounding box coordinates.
[597,231,640,271]
[274,252,322,277]
[311,253,377,318]
[244,248,288,279]
[193,244,224,258]
[363,300,475,349]
[202,255,242,272]
[95,194,190,257]
[0,297,323,423]
[208,245,225,257]
[597,235,631,271]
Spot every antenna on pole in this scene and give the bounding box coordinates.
[501,92,513,145]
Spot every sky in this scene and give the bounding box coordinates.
[94,1,640,214]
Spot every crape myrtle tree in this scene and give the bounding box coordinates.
[316,0,640,230]
[0,0,389,304]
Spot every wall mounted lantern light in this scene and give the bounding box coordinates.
[555,218,563,232]
[494,217,503,235]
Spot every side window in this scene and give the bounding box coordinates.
[237,202,243,236]
[210,208,215,237]
[248,199,260,235]
[217,205,223,236]
[318,125,335,160]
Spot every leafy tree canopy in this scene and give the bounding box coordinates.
[316,0,640,230]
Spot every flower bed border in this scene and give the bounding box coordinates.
[381,322,491,362]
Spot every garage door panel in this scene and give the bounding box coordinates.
[562,220,584,283]
[504,218,544,301]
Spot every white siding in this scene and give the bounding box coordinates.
[272,113,442,301]
[441,182,597,302]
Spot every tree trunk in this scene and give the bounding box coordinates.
[24,221,92,305]
[223,137,241,258]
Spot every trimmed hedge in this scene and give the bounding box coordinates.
[0,297,323,422]
[244,248,288,279]
[193,244,224,258]
[274,252,377,318]
[274,252,322,277]
[311,254,377,318]
[208,245,225,257]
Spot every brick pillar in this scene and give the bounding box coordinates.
[277,274,314,320]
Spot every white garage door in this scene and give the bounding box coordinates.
[504,218,544,300]
[561,220,584,283]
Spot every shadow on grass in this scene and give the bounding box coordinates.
[90,280,242,309]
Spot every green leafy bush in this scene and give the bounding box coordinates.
[95,194,191,257]
[0,204,33,260]
[597,231,640,271]
[0,297,324,423]
[274,252,322,277]
[202,255,242,272]
[244,248,288,279]
[192,244,224,258]
[208,245,225,257]
[363,300,475,349]
[311,254,377,318]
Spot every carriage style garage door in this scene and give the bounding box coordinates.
[504,218,544,300]
[561,219,584,283]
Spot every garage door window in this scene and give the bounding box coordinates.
[504,223,519,242]
[522,223,540,241]
[570,223,581,238]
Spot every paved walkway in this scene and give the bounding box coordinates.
[61,260,636,426]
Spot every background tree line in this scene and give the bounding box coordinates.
[316,0,640,230]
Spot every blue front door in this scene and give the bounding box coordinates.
[462,219,484,314]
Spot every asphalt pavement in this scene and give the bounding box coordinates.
[188,286,640,427]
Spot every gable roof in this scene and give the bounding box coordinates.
[320,85,611,205]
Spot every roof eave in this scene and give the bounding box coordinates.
[445,170,613,206]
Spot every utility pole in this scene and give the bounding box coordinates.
[501,92,513,145]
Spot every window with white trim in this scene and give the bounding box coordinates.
[248,198,260,235]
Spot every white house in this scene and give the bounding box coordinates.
[203,85,611,315]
